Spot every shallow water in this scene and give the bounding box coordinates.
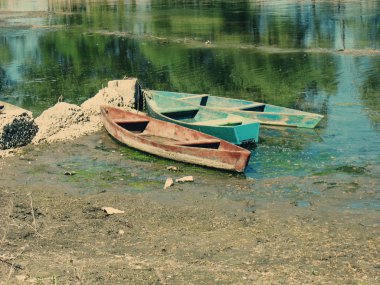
[0,1,379,201]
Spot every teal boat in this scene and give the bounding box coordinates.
[144,92,260,145]
[148,90,324,129]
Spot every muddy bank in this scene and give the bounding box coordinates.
[0,132,378,285]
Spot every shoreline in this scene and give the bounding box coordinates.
[0,131,379,284]
[0,78,379,284]
[0,78,138,158]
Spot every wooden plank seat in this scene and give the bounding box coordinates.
[160,107,200,114]
[113,118,150,133]
[173,139,221,146]
[113,118,150,124]
[191,117,242,126]
[177,94,208,100]
[233,103,266,110]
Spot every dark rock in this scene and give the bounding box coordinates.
[0,103,38,150]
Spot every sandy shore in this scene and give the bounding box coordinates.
[0,131,378,285]
[0,78,138,159]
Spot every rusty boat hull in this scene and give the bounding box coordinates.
[100,106,251,172]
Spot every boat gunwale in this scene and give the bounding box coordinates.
[146,90,325,125]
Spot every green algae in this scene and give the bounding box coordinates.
[313,164,369,176]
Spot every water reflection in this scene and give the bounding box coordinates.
[0,0,48,11]
[0,0,379,179]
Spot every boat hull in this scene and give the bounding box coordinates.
[144,93,260,145]
[100,106,251,172]
[149,90,324,128]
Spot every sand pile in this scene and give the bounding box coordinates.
[32,78,139,144]
[82,78,138,115]
[0,104,38,150]
[32,102,93,144]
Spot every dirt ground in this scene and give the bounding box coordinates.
[0,131,379,285]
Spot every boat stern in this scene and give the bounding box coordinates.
[234,149,251,172]
[233,122,260,145]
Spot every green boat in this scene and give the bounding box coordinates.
[147,90,324,129]
[144,92,260,145]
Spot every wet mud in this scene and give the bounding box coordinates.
[0,131,379,284]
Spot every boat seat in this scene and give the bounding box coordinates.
[160,107,199,120]
[177,94,208,100]
[160,107,200,114]
[191,117,242,126]
[233,103,266,110]
[173,139,221,148]
[113,118,150,133]
[113,118,150,124]
[229,103,265,110]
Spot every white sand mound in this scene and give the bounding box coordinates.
[33,102,92,143]
[81,78,137,116]
[32,78,139,144]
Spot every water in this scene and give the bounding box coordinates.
[1,1,379,186]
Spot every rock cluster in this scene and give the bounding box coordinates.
[0,78,139,155]
[0,105,38,150]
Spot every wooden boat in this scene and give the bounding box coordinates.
[147,90,324,128]
[100,106,251,172]
[144,92,260,145]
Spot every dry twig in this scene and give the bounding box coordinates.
[0,198,14,245]
[27,193,37,233]
[0,257,23,270]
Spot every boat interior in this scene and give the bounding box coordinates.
[149,93,243,125]
[161,108,199,120]
[235,103,266,112]
[113,116,222,149]
[176,94,266,112]
[172,139,221,149]
[160,108,244,126]
[113,118,149,133]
